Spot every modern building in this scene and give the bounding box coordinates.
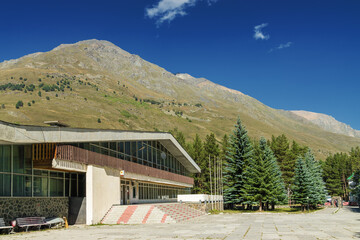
[0,120,200,225]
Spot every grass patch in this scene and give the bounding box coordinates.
[220,207,324,214]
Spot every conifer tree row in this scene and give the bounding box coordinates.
[293,150,326,211]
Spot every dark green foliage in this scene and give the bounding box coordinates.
[26,84,35,92]
[27,102,31,106]
[223,118,253,205]
[38,91,42,97]
[0,83,25,91]
[243,138,286,210]
[190,134,206,194]
[143,99,162,105]
[38,78,42,82]
[46,96,50,100]
[293,156,311,210]
[1,104,5,109]
[15,100,24,109]
[97,118,101,123]
[293,150,326,210]
[322,152,352,198]
[270,135,307,187]
[31,100,35,104]
[56,94,59,97]
[195,103,202,107]
[304,151,327,205]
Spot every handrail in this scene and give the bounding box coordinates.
[55,145,194,185]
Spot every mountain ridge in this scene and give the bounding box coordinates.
[0,39,359,159]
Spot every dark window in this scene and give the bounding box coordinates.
[0,173,11,196]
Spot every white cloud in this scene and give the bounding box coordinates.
[254,23,270,40]
[269,42,293,53]
[145,0,218,26]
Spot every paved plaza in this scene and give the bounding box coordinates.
[3,206,360,240]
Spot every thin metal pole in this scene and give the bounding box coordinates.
[221,157,224,211]
[209,155,213,210]
[214,155,217,210]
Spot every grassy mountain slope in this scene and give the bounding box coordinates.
[0,39,359,159]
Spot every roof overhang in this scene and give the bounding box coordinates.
[0,120,200,173]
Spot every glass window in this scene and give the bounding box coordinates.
[110,142,117,157]
[0,173,11,196]
[118,142,124,159]
[33,176,48,197]
[50,178,64,197]
[125,142,131,161]
[131,142,137,162]
[13,175,32,197]
[0,145,11,173]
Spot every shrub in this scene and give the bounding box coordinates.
[32,100,35,104]
[1,104,5,109]
[15,100,23,109]
[195,103,202,107]
[97,118,101,123]
[38,91,42,97]
[27,102,31,106]
[46,96,50,100]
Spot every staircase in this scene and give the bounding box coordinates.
[101,203,205,224]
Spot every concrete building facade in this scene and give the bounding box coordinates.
[0,121,200,225]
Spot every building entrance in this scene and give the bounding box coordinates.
[121,180,130,205]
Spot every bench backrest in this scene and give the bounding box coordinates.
[0,218,7,227]
[16,217,45,226]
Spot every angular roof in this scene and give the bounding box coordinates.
[0,120,200,173]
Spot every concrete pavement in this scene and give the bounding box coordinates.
[3,206,360,240]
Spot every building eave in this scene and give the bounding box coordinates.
[0,120,201,173]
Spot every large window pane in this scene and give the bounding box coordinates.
[13,145,32,174]
[50,178,64,197]
[0,146,11,172]
[13,175,32,196]
[0,173,11,196]
[33,176,48,197]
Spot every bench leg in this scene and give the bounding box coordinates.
[26,226,28,232]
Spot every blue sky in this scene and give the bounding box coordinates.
[1,0,360,129]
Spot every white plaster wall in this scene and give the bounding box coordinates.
[88,165,120,224]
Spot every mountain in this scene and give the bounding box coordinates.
[291,110,360,138]
[0,39,359,159]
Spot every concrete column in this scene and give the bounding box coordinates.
[86,165,94,225]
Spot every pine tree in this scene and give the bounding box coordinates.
[223,118,253,207]
[293,156,312,211]
[270,134,294,186]
[191,134,206,194]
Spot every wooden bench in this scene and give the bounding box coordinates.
[16,217,50,232]
[0,218,13,234]
[45,217,65,228]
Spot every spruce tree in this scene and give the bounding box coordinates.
[293,157,312,211]
[263,139,286,209]
[223,118,253,207]
[243,138,271,211]
[304,150,326,206]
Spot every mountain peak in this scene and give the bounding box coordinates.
[291,110,360,137]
